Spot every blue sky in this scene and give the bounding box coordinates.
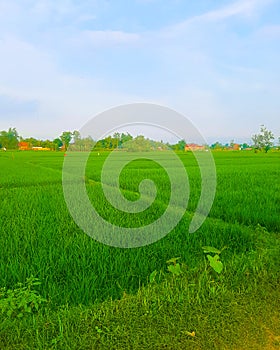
[0,0,279,143]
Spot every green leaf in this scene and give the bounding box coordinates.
[202,246,221,254]
[26,306,32,313]
[167,264,182,275]
[207,254,223,274]
[149,270,158,283]
[95,326,103,334]
[166,257,181,264]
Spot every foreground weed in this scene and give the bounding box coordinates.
[149,270,158,283]
[0,276,46,318]
[202,246,226,274]
[166,257,183,276]
[255,223,269,235]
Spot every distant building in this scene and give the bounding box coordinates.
[18,142,30,150]
[232,143,240,151]
[185,143,206,151]
[226,143,241,151]
[32,147,51,151]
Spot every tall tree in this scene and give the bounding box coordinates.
[0,127,19,149]
[178,139,186,151]
[252,125,274,153]
[122,135,152,152]
[60,131,72,151]
[53,138,63,151]
[120,133,133,148]
[72,130,81,143]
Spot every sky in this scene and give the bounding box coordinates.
[0,0,280,144]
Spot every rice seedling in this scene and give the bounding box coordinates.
[0,150,279,349]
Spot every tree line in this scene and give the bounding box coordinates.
[0,125,278,152]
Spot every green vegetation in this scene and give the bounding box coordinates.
[0,277,46,319]
[1,125,279,152]
[252,125,275,153]
[0,128,19,149]
[0,150,279,349]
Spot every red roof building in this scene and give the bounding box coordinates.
[18,142,30,150]
[185,143,206,151]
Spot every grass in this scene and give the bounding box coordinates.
[0,149,279,349]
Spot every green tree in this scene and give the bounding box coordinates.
[83,136,95,151]
[0,127,19,149]
[252,125,274,153]
[178,139,186,151]
[60,131,72,151]
[22,137,40,148]
[53,138,63,151]
[123,135,152,152]
[210,142,224,150]
[113,132,121,149]
[72,130,81,143]
[241,143,250,150]
[119,133,133,149]
[41,140,53,149]
[70,130,82,151]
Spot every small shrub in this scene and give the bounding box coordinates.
[0,276,46,318]
[166,257,183,276]
[202,246,225,274]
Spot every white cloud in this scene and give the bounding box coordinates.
[0,35,56,96]
[166,0,274,34]
[79,30,140,47]
[30,0,83,18]
[0,35,142,138]
[195,0,269,21]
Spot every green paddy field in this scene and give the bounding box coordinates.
[0,150,279,349]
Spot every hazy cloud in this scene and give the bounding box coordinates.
[0,94,39,116]
[80,30,140,47]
